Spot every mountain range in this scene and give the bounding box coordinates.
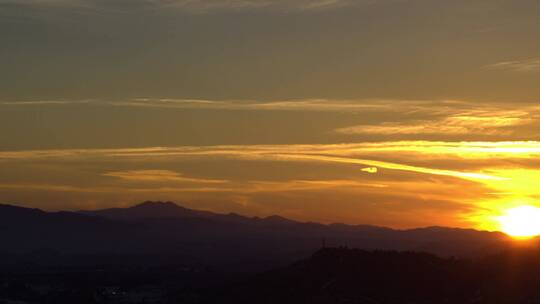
[0,201,513,271]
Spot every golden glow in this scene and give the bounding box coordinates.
[6,140,540,230]
[497,206,540,239]
[466,169,540,234]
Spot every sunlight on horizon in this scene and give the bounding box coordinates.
[463,168,540,236]
[496,205,540,239]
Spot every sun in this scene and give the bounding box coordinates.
[497,205,540,239]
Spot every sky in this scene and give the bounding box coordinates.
[2,0,540,230]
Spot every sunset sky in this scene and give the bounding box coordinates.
[2,0,540,231]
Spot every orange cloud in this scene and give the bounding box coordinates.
[103,170,227,184]
[361,167,378,173]
[336,111,531,136]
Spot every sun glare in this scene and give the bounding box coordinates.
[497,205,540,239]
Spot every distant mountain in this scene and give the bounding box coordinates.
[0,202,513,271]
[79,201,216,220]
[80,201,299,226]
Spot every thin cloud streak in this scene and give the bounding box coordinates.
[0,0,362,12]
[0,178,387,194]
[0,183,233,193]
[336,110,532,136]
[486,58,540,73]
[3,98,539,117]
[0,141,516,181]
[0,100,90,105]
[78,98,398,112]
[103,170,228,184]
[4,141,540,160]
[271,154,505,181]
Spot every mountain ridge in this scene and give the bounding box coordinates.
[0,201,506,235]
[0,201,513,271]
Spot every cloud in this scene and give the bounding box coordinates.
[0,0,84,5]
[247,179,388,192]
[361,167,378,173]
[0,178,388,194]
[3,98,535,117]
[103,170,227,184]
[0,100,90,106]
[4,141,540,161]
[111,99,523,118]
[336,110,532,136]
[1,140,531,228]
[0,141,514,181]
[271,154,505,181]
[0,182,232,193]
[0,0,360,12]
[150,0,362,12]
[108,98,397,112]
[485,58,540,73]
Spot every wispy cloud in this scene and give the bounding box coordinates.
[103,169,227,184]
[0,178,387,194]
[150,0,362,12]
[110,98,397,112]
[271,154,505,181]
[0,0,361,12]
[4,141,540,161]
[0,182,232,193]
[4,98,536,118]
[0,140,532,228]
[0,0,85,5]
[111,99,519,117]
[336,110,532,136]
[485,58,540,73]
[0,100,90,106]
[247,179,388,192]
[0,141,516,181]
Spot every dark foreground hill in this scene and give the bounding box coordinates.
[211,247,540,304]
[0,201,512,272]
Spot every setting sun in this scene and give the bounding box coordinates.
[497,205,540,239]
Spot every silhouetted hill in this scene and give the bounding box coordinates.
[212,248,478,303]
[79,201,216,221]
[0,202,513,271]
[81,201,300,226]
[211,247,540,304]
[0,204,141,258]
